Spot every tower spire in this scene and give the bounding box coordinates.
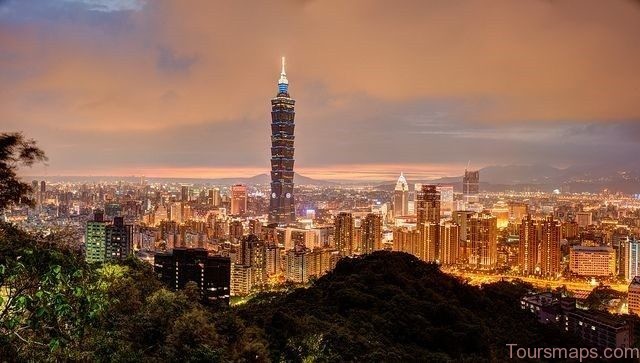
[278,56,289,94]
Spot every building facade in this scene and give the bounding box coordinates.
[269,57,296,225]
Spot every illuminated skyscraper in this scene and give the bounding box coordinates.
[439,221,459,265]
[539,215,561,276]
[230,184,247,216]
[416,185,440,261]
[269,57,296,224]
[469,212,497,269]
[181,185,190,203]
[334,212,354,256]
[361,213,382,254]
[393,173,409,217]
[462,169,480,206]
[519,215,538,274]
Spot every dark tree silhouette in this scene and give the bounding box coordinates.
[0,132,47,210]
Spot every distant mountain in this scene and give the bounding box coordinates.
[23,173,338,186]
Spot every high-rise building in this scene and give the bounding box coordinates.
[208,188,221,207]
[628,276,640,316]
[436,185,454,218]
[439,221,460,265]
[269,57,296,225]
[154,248,231,305]
[625,238,640,281]
[229,220,243,242]
[240,235,267,287]
[230,184,247,216]
[416,185,440,261]
[393,227,420,257]
[334,212,354,256]
[105,216,133,262]
[462,169,480,206]
[85,210,107,263]
[519,215,538,275]
[181,185,190,203]
[540,216,561,276]
[361,213,382,254]
[469,212,497,269]
[393,173,409,217]
[416,185,440,226]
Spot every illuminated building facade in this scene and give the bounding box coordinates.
[230,184,247,216]
[628,276,640,316]
[393,173,409,217]
[269,57,296,225]
[334,212,354,256]
[462,169,480,206]
[469,212,497,269]
[361,213,382,254]
[569,246,615,276]
[519,215,538,274]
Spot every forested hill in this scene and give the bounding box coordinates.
[237,251,582,362]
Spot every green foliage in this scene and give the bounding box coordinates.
[0,132,47,210]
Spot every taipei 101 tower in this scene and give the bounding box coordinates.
[268,57,296,224]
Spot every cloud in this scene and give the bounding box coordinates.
[1,0,640,178]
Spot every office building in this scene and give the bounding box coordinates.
[269,57,296,224]
[569,246,615,277]
[462,169,480,206]
[154,248,231,305]
[230,184,247,216]
[393,173,409,217]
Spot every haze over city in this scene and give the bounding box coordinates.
[2,0,640,181]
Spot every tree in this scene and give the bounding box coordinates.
[0,132,47,211]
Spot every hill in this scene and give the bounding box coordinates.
[237,251,582,362]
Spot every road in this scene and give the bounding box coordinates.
[444,270,629,293]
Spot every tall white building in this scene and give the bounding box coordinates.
[393,173,409,217]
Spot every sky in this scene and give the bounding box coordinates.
[1,0,640,181]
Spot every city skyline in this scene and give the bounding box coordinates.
[3,0,640,181]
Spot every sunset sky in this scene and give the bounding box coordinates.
[2,0,640,181]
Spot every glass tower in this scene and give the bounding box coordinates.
[269,57,296,224]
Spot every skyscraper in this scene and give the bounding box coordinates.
[181,185,190,203]
[519,214,538,275]
[361,213,382,254]
[269,57,296,225]
[230,184,247,216]
[539,215,561,276]
[469,212,497,269]
[334,212,354,256]
[393,173,409,217]
[439,221,460,265]
[462,169,480,206]
[416,185,440,261]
